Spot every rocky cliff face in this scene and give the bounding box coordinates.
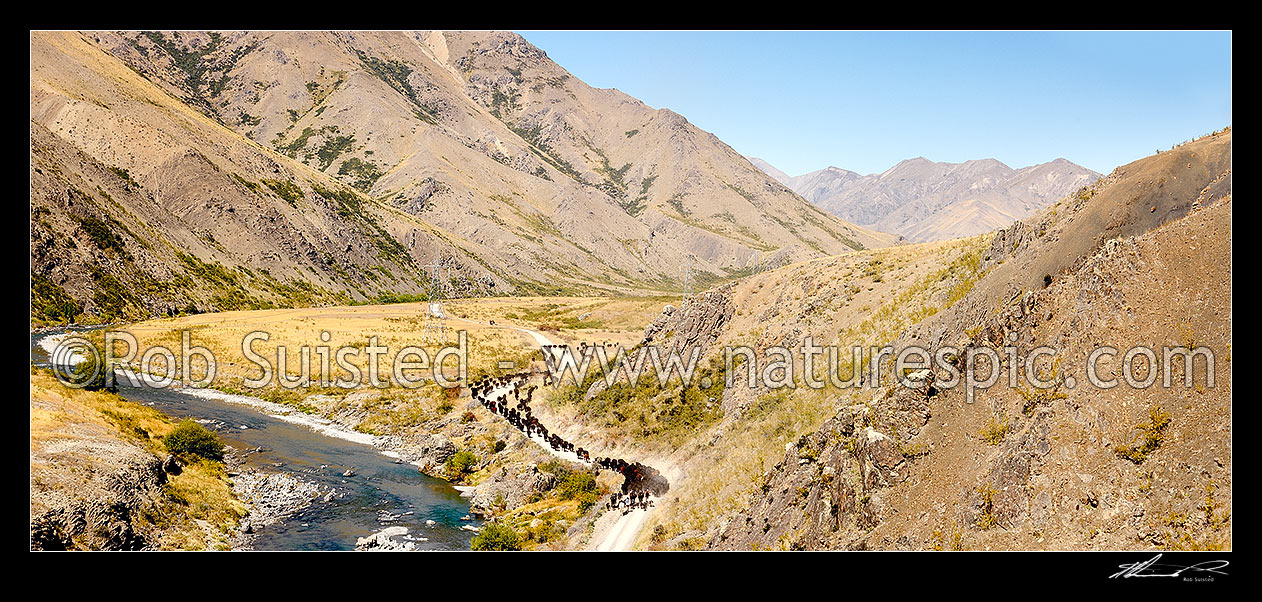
[641,283,738,353]
[30,453,170,550]
[709,379,939,549]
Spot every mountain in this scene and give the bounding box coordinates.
[747,157,791,184]
[753,156,1100,242]
[29,31,891,324]
[710,129,1231,550]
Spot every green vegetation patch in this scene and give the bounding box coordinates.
[277,126,355,170]
[32,274,83,324]
[90,267,140,322]
[666,192,690,217]
[549,354,726,446]
[1115,406,1172,464]
[554,467,600,512]
[354,50,438,123]
[109,166,140,188]
[508,123,586,185]
[470,521,521,551]
[141,31,224,92]
[444,450,478,481]
[163,419,226,462]
[337,157,384,192]
[261,179,304,206]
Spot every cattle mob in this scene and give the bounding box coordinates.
[468,352,669,515]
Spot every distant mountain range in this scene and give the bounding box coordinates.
[749,156,1100,242]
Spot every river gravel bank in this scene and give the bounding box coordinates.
[225,447,330,549]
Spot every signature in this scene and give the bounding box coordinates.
[1110,554,1229,579]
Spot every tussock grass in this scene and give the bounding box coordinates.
[1115,405,1172,464]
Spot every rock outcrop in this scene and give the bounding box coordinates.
[30,455,168,550]
[355,526,418,551]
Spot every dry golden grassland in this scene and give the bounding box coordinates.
[100,296,666,411]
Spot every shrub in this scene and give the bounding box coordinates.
[444,450,478,479]
[337,157,383,192]
[71,345,115,392]
[526,517,560,543]
[978,413,1010,446]
[651,524,669,544]
[976,484,998,529]
[557,470,599,512]
[470,521,520,551]
[163,419,225,462]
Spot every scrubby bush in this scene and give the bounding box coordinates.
[557,470,600,512]
[978,413,1011,446]
[444,450,478,479]
[470,521,520,551]
[74,214,126,254]
[70,344,115,392]
[261,179,304,205]
[1115,406,1172,464]
[163,419,225,462]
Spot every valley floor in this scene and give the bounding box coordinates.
[49,294,675,550]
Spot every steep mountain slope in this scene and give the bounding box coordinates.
[30,30,891,324]
[536,231,996,550]
[31,31,426,323]
[755,156,1100,242]
[710,129,1231,550]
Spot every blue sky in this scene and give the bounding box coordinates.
[516,31,1232,176]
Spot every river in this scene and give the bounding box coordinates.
[31,329,480,551]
